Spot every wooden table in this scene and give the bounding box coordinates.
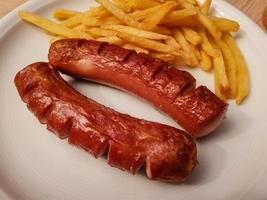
[0,0,266,31]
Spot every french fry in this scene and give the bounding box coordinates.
[200,0,212,15]
[160,8,197,24]
[112,0,132,12]
[61,7,110,28]
[53,9,80,20]
[186,0,199,6]
[102,24,170,40]
[141,1,176,30]
[223,33,249,104]
[214,68,227,101]
[50,36,65,44]
[177,0,221,39]
[123,43,149,54]
[116,32,178,55]
[213,50,230,95]
[19,11,93,39]
[62,13,84,28]
[62,6,110,28]
[86,27,116,37]
[82,16,121,27]
[214,37,237,98]
[210,16,240,32]
[130,4,163,21]
[62,6,110,27]
[177,0,195,9]
[153,26,172,35]
[96,0,142,28]
[197,11,222,39]
[87,6,111,17]
[165,37,181,50]
[200,49,212,71]
[113,0,160,11]
[199,28,220,57]
[73,24,86,31]
[191,44,201,60]
[96,35,124,45]
[82,17,102,27]
[182,27,201,45]
[150,52,177,63]
[173,29,198,66]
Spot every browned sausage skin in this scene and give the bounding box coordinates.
[14,62,197,182]
[48,39,228,137]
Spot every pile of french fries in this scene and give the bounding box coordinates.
[19,0,249,104]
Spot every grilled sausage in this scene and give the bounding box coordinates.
[49,39,228,137]
[14,62,197,182]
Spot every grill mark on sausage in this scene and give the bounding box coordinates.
[122,50,136,63]
[94,41,106,55]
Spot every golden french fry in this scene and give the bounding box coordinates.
[101,24,170,40]
[62,7,110,28]
[130,4,163,21]
[200,49,212,71]
[82,17,102,27]
[214,68,227,101]
[73,24,86,31]
[87,6,111,17]
[177,0,222,39]
[165,37,181,50]
[186,0,199,6]
[62,13,84,28]
[191,44,201,60]
[82,16,121,27]
[197,11,222,39]
[223,33,249,104]
[86,27,116,37]
[153,26,172,35]
[173,29,198,66]
[176,0,195,9]
[112,0,132,12]
[160,8,197,24]
[62,6,110,28]
[119,3,159,19]
[113,0,160,11]
[123,43,149,54]
[199,28,220,57]
[176,0,221,39]
[150,52,177,63]
[19,11,93,39]
[210,16,240,32]
[49,36,65,44]
[96,35,124,45]
[213,50,230,95]
[182,27,201,45]
[168,16,199,28]
[214,37,237,98]
[96,0,142,28]
[53,9,80,20]
[116,32,178,55]
[200,0,212,15]
[141,1,176,30]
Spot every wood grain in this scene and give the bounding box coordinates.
[0,0,266,31]
[0,0,26,17]
[226,0,267,30]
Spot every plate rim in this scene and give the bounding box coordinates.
[0,0,266,199]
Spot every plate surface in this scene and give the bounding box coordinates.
[0,0,267,200]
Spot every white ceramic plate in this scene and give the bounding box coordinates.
[0,0,267,199]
